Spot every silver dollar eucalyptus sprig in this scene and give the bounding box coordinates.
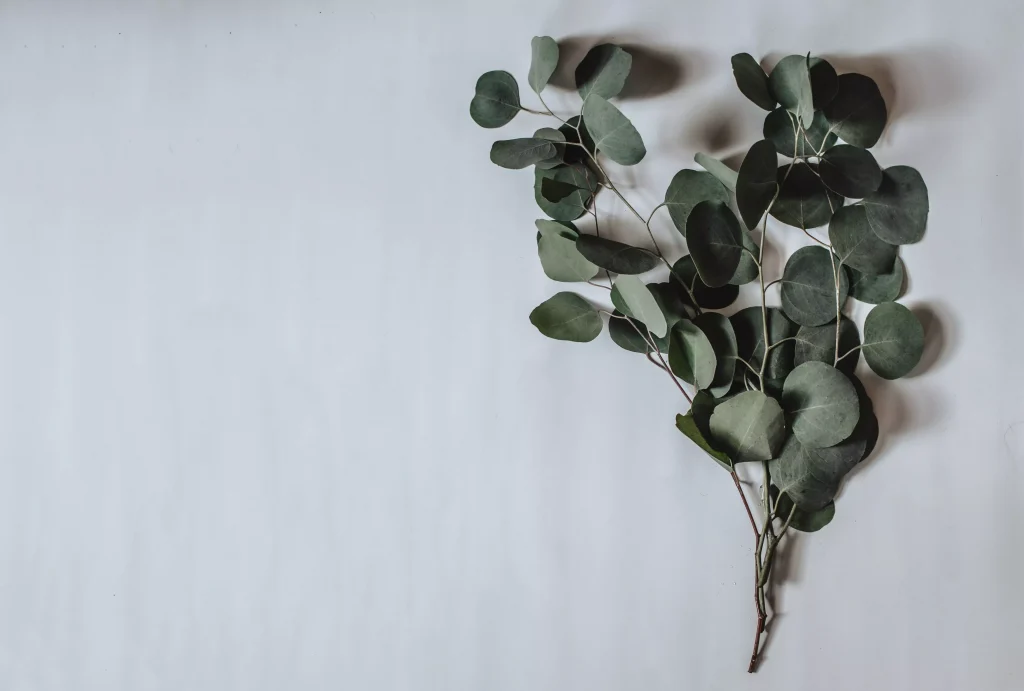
[470,40,928,672]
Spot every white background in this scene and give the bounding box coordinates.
[0,0,1021,689]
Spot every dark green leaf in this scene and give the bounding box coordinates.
[794,318,861,376]
[736,140,779,229]
[691,390,717,439]
[583,95,646,166]
[709,390,786,463]
[677,412,732,471]
[829,205,898,274]
[780,246,849,327]
[536,220,599,282]
[529,292,602,342]
[770,163,842,229]
[819,145,882,198]
[664,170,730,235]
[489,138,557,170]
[774,492,836,532]
[862,301,924,379]
[575,44,632,100]
[822,73,887,148]
[669,319,717,390]
[694,153,738,191]
[685,201,745,288]
[764,108,838,158]
[768,55,815,127]
[782,361,860,448]
[730,229,761,286]
[611,276,668,338]
[609,312,651,353]
[669,255,739,310]
[694,312,738,398]
[528,36,559,93]
[541,177,584,202]
[731,53,775,110]
[470,70,521,128]
[576,235,659,275]
[848,257,905,304]
[771,431,865,511]
[861,166,929,245]
[559,116,596,165]
[848,375,879,460]
[535,165,595,221]
[731,307,797,381]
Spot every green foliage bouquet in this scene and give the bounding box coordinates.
[470,38,928,672]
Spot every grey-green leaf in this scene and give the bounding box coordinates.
[819,144,882,198]
[848,258,904,304]
[709,390,786,464]
[768,55,814,127]
[771,432,864,511]
[770,163,842,230]
[575,44,632,101]
[780,246,849,327]
[729,228,761,286]
[731,53,775,111]
[611,276,667,338]
[609,313,651,353]
[490,138,557,170]
[528,36,559,93]
[829,205,898,274]
[861,166,929,245]
[862,301,924,379]
[529,292,602,342]
[822,73,887,148]
[764,108,837,158]
[794,318,861,376]
[664,170,731,235]
[470,70,521,128]
[685,201,745,288]
[535,165,595,221]
[782,361,860,448]
[676,412,733,471]
[775,493,836,532]
[541,177,584,202]
[576,235,659,275]
[536,220,600,282]
[694,312,738,398]
[693,153,738,191]
[533,127,566,169]
[736,140,779,229]
[670,255,739,310]
[669,319,717,390]
[732,307,797,381]
[583,95,646,166]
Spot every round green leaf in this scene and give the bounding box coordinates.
[731,306,797,381]
[861,166,929,245]
[576,235,659,275]
[677,409,733,471]
[694,312,738,398]
[575,44,632,101]
[780,246,849,327]
[731,53,775,111]
[829,205,898,274]
[533,127,567,170]
[611,276,668,338]
[529,292,602,342]
[669,319,717,390]
[782,361,860,448]
[534,165,595,221]
[773,492,835,532]
[693,153,738,191]
[848,257,905,304]
[664,170,730,235]
[819,145,882,198]
[669,255,739,310]
[770,163,842,229]
[709,390,786,464]
[862,301,924,379]
[686,201,745,288]
[489,137,557,170]
[609,312,651,353]
[736,140,779,229]
[470,70,521,128]
[764,108,837,158]
[771,432,864,511]
[822,73,887,148]
[768,55,815,127]
[794,318,861,376]
[528,36,559,93]
[536,220,599,282]
[583,95,646,166]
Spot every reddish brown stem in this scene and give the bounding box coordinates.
[732,471,759,538]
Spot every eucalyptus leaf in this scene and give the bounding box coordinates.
[782,361,860,448]
[559,116,597,165]
[771,431,865,511]
[770,163,842,230]
[848,258,905,304]
[729,229,761,286]
[583,95,647,166]
[533,127,566,170]
[535,165,595,221]
[819,145,882,198]
[691,390,717,439]
[822,73,887,148]
[536,220,600,282]
[576,44,632,101]
[648,281,691,331]
[709,390,786,464]
[768,55,815,127]
[694,312,738,398]
[794,318,861,376]
[780,246,849,327]
[490,138,557,170]
[861,166,929,245]
[529,292,602,342]
[670,255,739,310]
[861,301,924,379]
[528,36,559,93]
[764,108,837,158]
[664,170,731,235]
[609,312,652,353]
[732,307,797,381]
[576,235,659,275]
[693,153,739,191]
[611,276,668,338]
[736,140,779,229]
[731,53,775,111]
[685,201,745,288]
[470,70,521,128]
[541,177,585,203]
[677,412,733,471]
[774,492,836,532]
[829,205,898,274]
[849,374,880,460]
[669,319,717,390]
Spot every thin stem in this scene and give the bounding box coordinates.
[734,356,761,378]
[801,226,830,247]
[763,278,782,293]
[646,351,668,372]
[732,470,760,539]
[836,344,863,364]
[830,251,842,365]
[519,105,550,116]
[758,504,797,588]
[765,336,796,353]
[626,318,692,403]
[587,280,611,291]
[535,93,569,125]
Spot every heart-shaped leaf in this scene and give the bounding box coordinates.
[470,70,521,128]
